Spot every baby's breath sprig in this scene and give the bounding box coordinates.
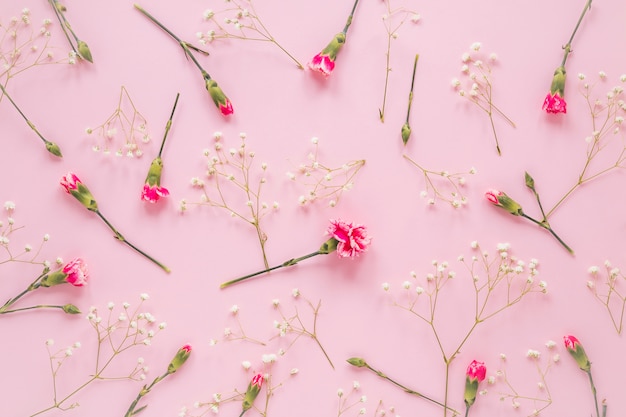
[544,73,626,218]
[0,83,62,157]
[0,201,56,267]
[336,381,368,417]
[493,346,557,416]
[184,132,277,270]
[85,86,150,158]
[403,154,474,208]
[29,295,166,416]
[587,261,626,334]
[134,4,233,116]
[198,0,303,69]
[379,0,420,123]
[47,0,92,62]
[271,290,335,369]
[1,8,70,82]
[217,304,266,346]
[383,242,546,416]
[451,43,515,155]
[287,137,365,208]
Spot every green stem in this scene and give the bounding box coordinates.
[586,370,600,417]
[405,54,420,124]
[1,270,47,312]
[124,372,169,417]
[0,84,53,146]
[464,404,470,417]
[134,4,211,78]
[342,0,361,34]
[158,93,180,158]
[220,250,324,288]
[94,210,170,272]
[48,0,78,51]
[361,362,459,414]
[520,212,574,254]
[561,0,592,67]
[0,305,65,314]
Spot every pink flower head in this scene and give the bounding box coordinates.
[485,189,523,216]
[219,98,234,116]
[141,184,170,203]
[308,32,346,77]
[543,92,567,114]
[62,258,89,287]
[466,360,486,382]
[251,373,264,388]
[60,172,81,193]
[327,219,371,258]
[308,53,336,77]
[181,344,192,353]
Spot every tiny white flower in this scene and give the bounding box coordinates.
[290,368,299,375]
[402,281,411,289]
[411,13,421,23]
[599,71,607,79]
[471,42,481,51]
[382,282,390,291]
[242,360,251,369]
[545,340,556,349]
[140,293,149,300]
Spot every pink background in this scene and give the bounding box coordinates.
[1,0,625,416]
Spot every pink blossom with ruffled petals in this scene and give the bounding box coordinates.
[466,360,486,382]
[542,92,567,114]
[60,172,81,193]
[62,258,89,287]
[141,184,169,203]
[327,219,371,258]
[308,53,335,77]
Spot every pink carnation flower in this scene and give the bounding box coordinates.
[327,219,371,258]
[62,258,89,287]
[60,172,81,193]
[542,92,567,114]
[466,360,487,382]
[308,53,336,77]
[219,98,234,116]
[141,183,169,203]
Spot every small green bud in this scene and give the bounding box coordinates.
[346,357,367,368]
[62,304,81,314]
[77,40,93,63]
[524,171,535,191]
[485,189,523,216]
[401,123,411,145]
[167,345,192,374]
[45,141,63,157]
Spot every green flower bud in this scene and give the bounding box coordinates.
[167,344,192,374]
[241,373,263,413]
[45,141,63,157]
[346,357,367,368]
[564,335,591,372]
[77,40,93,63]
[62,304,81,314]
[401,123,411,145]
[485,189,523,216]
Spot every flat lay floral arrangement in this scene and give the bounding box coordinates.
[1,0,625,416]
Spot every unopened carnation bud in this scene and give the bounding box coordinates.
[346,357,368,368]
[241,373,263,414]
[77,40,93,63]
[401,123,411,145]
[62,304,81,314]
[167,344,192,374]
[485,189,523,215]
[464,360,486,407]
[46,141,63,157]
[563,335,591,372]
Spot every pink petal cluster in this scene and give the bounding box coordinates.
[466,360,486,382]
[327,219,371,258]
[542,92,567,114]
[563,335,580,351]
[485,189,502,205]
[308,53,335,77]
[251,373,264,388]
[181,344,192,353]
[219,99,234,116]
[141,184,170,203]
[62,258,89,287]
[60,172,81,193]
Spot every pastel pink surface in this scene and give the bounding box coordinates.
[1,1,625,417]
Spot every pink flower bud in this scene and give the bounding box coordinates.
[464,360,486,407]
[485,189,523,216]
[60,172,81,193]
[167,344,192,374]
[241,373,264,413]
[564,335,591,371]
[60,172,98,211]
